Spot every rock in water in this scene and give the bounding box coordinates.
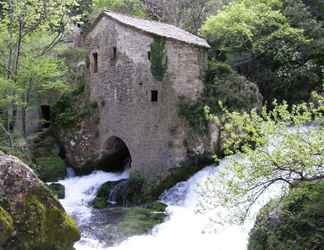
[0,151,80,250]
[48,183,66,199]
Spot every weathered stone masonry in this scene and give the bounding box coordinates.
[84,11,210,178]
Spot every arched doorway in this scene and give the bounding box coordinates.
[96,136,131,172]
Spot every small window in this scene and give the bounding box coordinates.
[113,47,117,60]
[151,90,158,102]
[93,52,98,73]
[148,51,151,61]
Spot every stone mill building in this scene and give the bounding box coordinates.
[78,11,211,178]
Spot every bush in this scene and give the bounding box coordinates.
[34,155,66,182]
[249,182,324,250]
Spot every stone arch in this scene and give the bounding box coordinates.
[97,136,132,172]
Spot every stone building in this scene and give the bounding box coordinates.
[79,11,210,178]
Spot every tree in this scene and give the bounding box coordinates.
[199,87,323,221]
[144,0,231,34]
[0,0,79,141]
[202,0,323,104]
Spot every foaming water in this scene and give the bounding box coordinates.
[58,164,282,250]
[58,171,129,225]
[105,165,282,250]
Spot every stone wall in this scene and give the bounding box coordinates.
[84,16,208,178]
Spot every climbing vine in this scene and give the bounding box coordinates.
[150,37,168,81]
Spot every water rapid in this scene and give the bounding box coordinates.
[58,159,283,250]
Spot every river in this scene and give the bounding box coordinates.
[57,155,283,250]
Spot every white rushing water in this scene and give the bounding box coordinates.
[58,171,129,226]
[58,160,283,250]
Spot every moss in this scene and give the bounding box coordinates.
[92,176,144,209]
[34,154,66,182]
[48,183,65,199]
[150,37,168,81]
[119,203,166,237]
[0,206,14,245]
[249,182,324,250]
[144,155,213,202]
[52,74,99,130]
[4,186,80,250]
[178,99,209,134]
[92,181,119,209]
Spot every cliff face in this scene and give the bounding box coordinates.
[0,152,80,250]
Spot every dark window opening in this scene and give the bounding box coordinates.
[139,82,143,86]
[148,51,151,61]
[151,90,158,102]
[113,47,117,60]
[41,105,51,128]
[93,52,98,73]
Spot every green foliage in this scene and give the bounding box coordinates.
[203,88,323,220]
[202,0,324,104]
[34,154,66,182]
[150,37,168,81]
[178,100,210,134]
[52,82,99,129]
[178,61,262,134]
[0,206,14,245]
[205,61,263,113]
[0,0,79,141]
[249,182,324,250]
[302,0,324,21]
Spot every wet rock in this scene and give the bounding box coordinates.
[48,183,66,199]
[0,151,80,250]
[92,180,128,209]
[0,207,14,245]
[118,203,167,237]
[92,174,145,209]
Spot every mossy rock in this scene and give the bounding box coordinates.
[4,187,80,250]
[48,183,65,199]
[249,182,324,250]
[92,177,144,209]
[118,203,167,237]
[0,206,14,245]
[92,181,123,209]
[34,154,66,182]
[143,155,213,202]
[0,152,80,250]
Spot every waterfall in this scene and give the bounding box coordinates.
[105,166,282,250]
[66,167,76,178]
[58,160,283,250]
[58,171,129,225]
[107,180,129,206]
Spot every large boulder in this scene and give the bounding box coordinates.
[0,152,80,250]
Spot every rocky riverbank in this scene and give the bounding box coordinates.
[0,152,80,250]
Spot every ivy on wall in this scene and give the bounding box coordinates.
[150,37,168,81]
